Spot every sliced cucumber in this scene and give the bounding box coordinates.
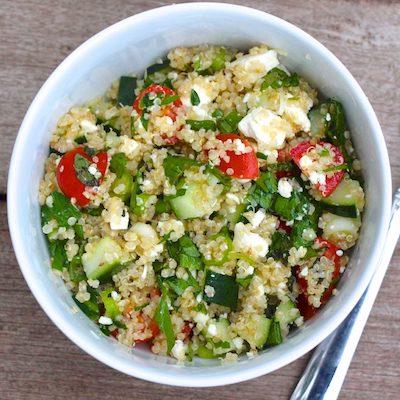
[318,178,364,211]
[309,107,327,139]
[319,212,361,250]
[82,237,122,280]
[203,270,238,310]
[170,178,222,219]
[321,204,358,218]
[203,318,234,355]
[238,314,271,349]
[275,300,299,328]
[197,345,216,359]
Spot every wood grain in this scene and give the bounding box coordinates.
[1,0,399,399]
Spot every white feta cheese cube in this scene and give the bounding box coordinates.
[238,107,294,152]
[233,222,269,258]
[278,178,293,198]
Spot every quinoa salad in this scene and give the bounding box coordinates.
[40,45,364,362]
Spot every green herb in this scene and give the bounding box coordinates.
[84,206,103,216]
[166,234,203,270]
[74,135,87,144]
[214,341,231,349]
[155,293,175,353]
[164,277,192,296]
[236,275,253,288]
[117,76,137,106]
[247,171,278,210]
[324,164,348,172]
[100,288,121,320]
[212,109,224,119]
[141,115,149,130]
[154,197,171,214]
[319,148,330,157]
[161,94,179,105]
[205,164,232,190]
[74,153,99,187]
[68,244,86,283]
[261,67,299,91]
[49,147,64,156]
[216,110,242,133]
[74,224,84,242]
[73,288,99,321]
[273,190,311,221]
[194,303,207,314]
[268,231,291,259]
[41,192,82,228]
[163,155,200,185]
[266,318,283,346]
[190,89,200,106]
[48,239,67,270]
[109,153,127,178]
[186,119,216,131]
[256,152,268,160]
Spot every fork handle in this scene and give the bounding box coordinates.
[290,188,400,400]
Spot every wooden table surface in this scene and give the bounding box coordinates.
[1,1,399,399]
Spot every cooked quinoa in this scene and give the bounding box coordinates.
[40,45,365,361]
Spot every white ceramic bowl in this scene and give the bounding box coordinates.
[8,2,391,387]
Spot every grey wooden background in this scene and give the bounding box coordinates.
[1,1,399,399]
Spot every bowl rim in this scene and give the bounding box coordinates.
[7,2,392,387]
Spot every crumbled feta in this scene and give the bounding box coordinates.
[309,171,326,185]
[246,209,266,228]
[119,136,141,159]
[99,316,113,325]
[207,324,217,336]
[193,312,209,329]
[278,178,293,198]
[336,249,344,256]
[283,104,311,132]
[233,222,269,258]
[171,340,186,361]
[80,119,98,133]
[231,50,279,82]
[110,205,129,230]
[204,285,215,298]
[238,107,294,152]
[233,337,244,350]
[300,266,308,277]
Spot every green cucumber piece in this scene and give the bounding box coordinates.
[146,59,170,75]
[170,179,221,220]
[239,315,271,349]
[321,203,358,218]
[275,300,299,327]
[203,270,238,310]
[226,203,246,225]
[117,76,137,106]
[197,345,216,359]
[320,178,364,211]
[319,212,361,249]
[308,107,328,139]
[82,237,122,280]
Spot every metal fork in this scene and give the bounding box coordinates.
[291,188,400,400]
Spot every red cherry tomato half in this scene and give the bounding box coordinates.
[56,147,108,207]
[215,133,259,179]
[295,238,342,319]
[133,83,182,120]
[290,141,345,197]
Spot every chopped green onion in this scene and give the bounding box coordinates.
[266,318,283,346]
[261,68,299,91]
[324,164,348,172]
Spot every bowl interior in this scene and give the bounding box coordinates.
[8,3,391,386]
